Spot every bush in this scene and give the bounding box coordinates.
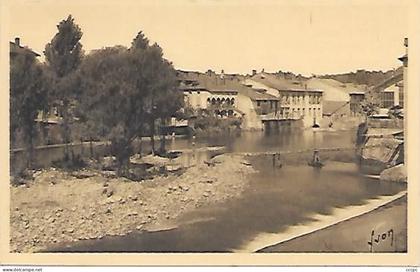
[193,115,242,135]
[51,153,86,171]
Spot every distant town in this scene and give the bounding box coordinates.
[10,35,406,147]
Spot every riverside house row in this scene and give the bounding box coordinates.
[178,69,368,130]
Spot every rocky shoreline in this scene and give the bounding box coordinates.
[10,153,256,253]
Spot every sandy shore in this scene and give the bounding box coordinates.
[10,154,256,253]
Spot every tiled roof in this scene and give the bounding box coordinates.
[250,73,322,93]
[398,54,407,62]
[305,78,351,101]
[178,70,278,100]
[10,41,41,57]
[349,91,366,95]
[179,85,208,91]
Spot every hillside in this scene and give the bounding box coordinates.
[320,68,403,87]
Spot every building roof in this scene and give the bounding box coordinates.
[178,70,278,101]
[179,85,208,91]
[236,84,279,101]
[398,54,408,62]
[250,72,322,93]
[10,39,41,57]
[242,78,280,97]
[349,91,366,95]
[305,78,353,102]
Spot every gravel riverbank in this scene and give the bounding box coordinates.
[10,154,256,253]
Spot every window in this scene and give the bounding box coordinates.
[399,87,404,107]
[257,101,261,107]
[380,91,395,108]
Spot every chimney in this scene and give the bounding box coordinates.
[15,37,20,46]
[252,69,257,76]
[220,69,225,84]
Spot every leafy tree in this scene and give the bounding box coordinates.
[360,100,379,117]
[79,32,181,174]
[130,33,182,153]
[44,15,83,156]
[10,50,48,168]
[360,89,381,117]
[45,15,83,78]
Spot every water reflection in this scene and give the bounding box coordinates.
[174,128,355,153]
[30,129,407,252]
[12,128,354,175]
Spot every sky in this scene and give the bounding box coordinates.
[6,0,409,76]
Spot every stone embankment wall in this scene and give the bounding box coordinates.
[356,118,406,182]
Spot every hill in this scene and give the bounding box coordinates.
[319,68,403,87]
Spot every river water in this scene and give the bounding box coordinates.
[47,128,406,252]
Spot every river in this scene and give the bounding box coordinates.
[46,128,406,252]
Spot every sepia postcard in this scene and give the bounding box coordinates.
[0,0,419,267]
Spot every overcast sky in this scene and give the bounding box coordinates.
[7,0,409,76]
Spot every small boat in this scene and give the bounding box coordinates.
[308,149,324,168]
[308,161,324,168]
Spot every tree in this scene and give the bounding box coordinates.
[79,32,181,175]
[130,33,182,153]
[10,50,48,168]
[44,15,83,157]
[360,100,379,117]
